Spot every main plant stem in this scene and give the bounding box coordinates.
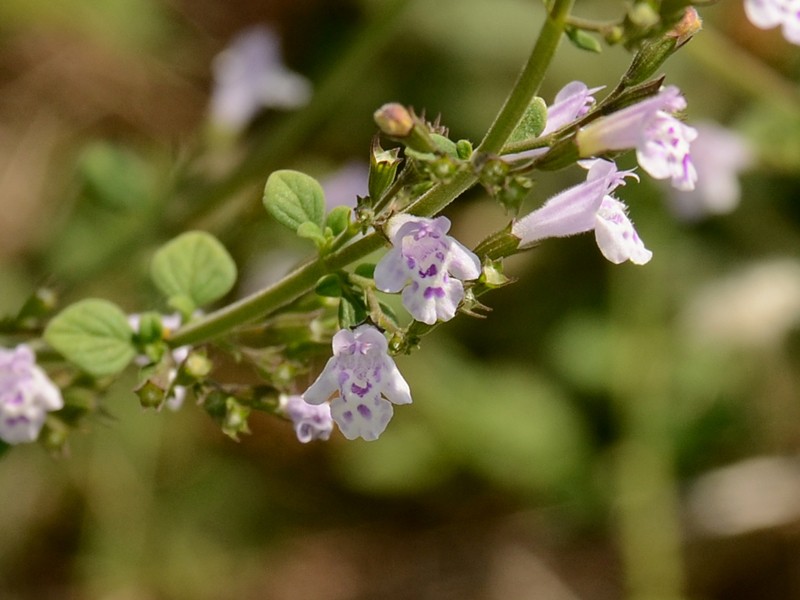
[170,0,574,347]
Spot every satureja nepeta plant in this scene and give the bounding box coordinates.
[0,0,788,449]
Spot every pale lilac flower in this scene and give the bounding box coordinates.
[577,86,698,191]
[0,345,63,445]
[512,160,650,264]
[374,215,481,325]
[209,25,312,132]
[542,81,603,136]
[281,394,333,443]
[303,325,411,441]
[744,0,800,45]
[667,122,753,220]
[128,313,190,411]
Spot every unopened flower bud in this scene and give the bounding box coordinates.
[628,3,660,29]
[622,7,701,86]
[183,352,212,380]
[374,103,414,137]
[222,397,251,440]
[136,379,166,409]
[374,103,438,154]
[667,7,702,46]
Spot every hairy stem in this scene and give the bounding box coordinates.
[477,0,575,155]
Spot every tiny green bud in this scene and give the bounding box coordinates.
[456,139,473,160]
[222,397,251,441]
[628,3,660,29]
[605,25,624,45]
[40,417,70,454]
[374,103,415,137]
[136,379,165,409]
[183,352,212,379]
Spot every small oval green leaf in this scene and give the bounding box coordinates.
[44,299,136,377]
[150,231,237,311]
[508,97,548,143]
[565,25,603,54]
[263,170,326,232]
[325,206,351,236]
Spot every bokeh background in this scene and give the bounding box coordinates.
[1,0,800,598]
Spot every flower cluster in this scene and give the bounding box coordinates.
[374,215,482,325]
[0,345,63,445]
[511,159,651,265]
[577,86,698,191]
[744,0,800,45]
[303,325,411,441]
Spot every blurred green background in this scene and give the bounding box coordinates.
[1,0,800,598]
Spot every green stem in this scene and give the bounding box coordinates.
[170,232,386,346]
[477,0,575,155]
[170,0,574,347]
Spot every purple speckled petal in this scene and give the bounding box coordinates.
[331,395,393,441]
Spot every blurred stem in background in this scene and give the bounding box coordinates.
[609,262,686,600]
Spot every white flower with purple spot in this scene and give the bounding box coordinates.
[302,325,411,441]
[511,159,650,265]
[577,86,698,191]
[374,215,481,325]
[0,345,63,445]
[281,394,333,443]
[744,0,800,45]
